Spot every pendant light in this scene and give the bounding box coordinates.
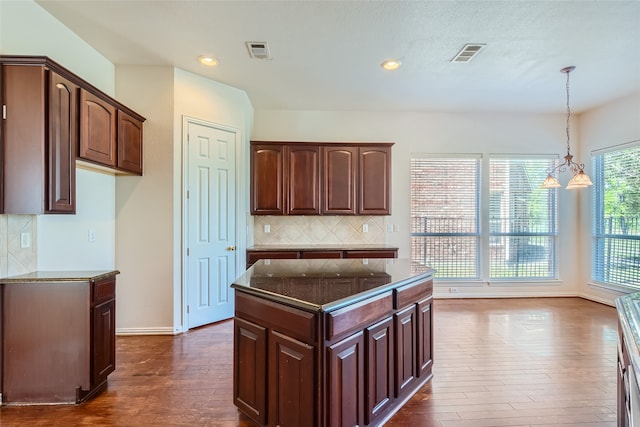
[541,66,593,190]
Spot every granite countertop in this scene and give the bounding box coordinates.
[0,270,120,283]
[616,293,640,392]
[247,244,399,251]
[232,258,433,312]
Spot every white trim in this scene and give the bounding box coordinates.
[588,281,635,295]
[433,291,576,299]
[181,115,242,331]
[576,291,617,307]
[434,280,485,287]
[116,327,178,336]
[410,152,483,159]
[488,279,563,287]
[591,139,640,156]
[488,153,559,160]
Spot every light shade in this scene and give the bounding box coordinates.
[566,170,593,189]
[541,174,562,189]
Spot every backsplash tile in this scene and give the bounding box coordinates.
[253,216,386,245]
[0,214,37,277]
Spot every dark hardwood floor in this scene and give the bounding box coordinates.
[0,297,618,426]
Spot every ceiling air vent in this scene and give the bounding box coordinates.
[246,42,272,60]
[451,43,486,63]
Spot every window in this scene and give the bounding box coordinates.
[410,157,480,279]
[410,155,558,281]
[592,142,640,287]
[489,158,558,280]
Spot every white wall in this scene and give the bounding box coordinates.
[577,91,640,305]
[253,110,583,298]
[1,0,117,272]
[112,66,253,334]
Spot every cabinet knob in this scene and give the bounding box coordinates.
[227,246,236,251]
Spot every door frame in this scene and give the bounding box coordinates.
[181,115,244,332]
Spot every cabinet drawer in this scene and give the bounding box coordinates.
[92,277,116,305]
[247,250,299,267]
[326,291,393,341]
[301,250,342,259]
[394,279,432,309]
[344,250,397,259]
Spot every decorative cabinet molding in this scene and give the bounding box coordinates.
[250,141,392,216]
[1,55,145,215]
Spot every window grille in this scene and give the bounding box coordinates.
[489,158,558,279]
[410,157,480,279]
[592,142,640,287]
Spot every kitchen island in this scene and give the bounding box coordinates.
[231,258,434,427]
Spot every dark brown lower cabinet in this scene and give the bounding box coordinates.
[0,271,119,405]
[233,268,433,426]
[328,331,365,427]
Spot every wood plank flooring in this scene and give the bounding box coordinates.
[0,297,618,426]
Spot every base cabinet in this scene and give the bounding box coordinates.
[1,272,118,405]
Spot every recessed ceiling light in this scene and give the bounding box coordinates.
[381,59,402,71]
[198,55,219,66]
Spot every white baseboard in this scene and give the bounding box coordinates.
[576,292,617,307]
[116,327,178,336]
[433,291,577,299]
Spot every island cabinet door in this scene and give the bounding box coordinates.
[365,316,395,426]
[394,305,417,397]
[268,330,315,427]
[327,331,365,427]
[416,298,433,378]
[233,318,267,425]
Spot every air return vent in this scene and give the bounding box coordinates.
[451,43,486,63]
[246,42,272,60]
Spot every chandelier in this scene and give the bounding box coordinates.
[541,66,593,190]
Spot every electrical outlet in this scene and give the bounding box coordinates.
[264,224,271,233]
[88,228,96,242]
[387,223,393,232]
[363,224,369,233]
[20,232,31,248]
[449,287,459,293]
[393,224,399,232]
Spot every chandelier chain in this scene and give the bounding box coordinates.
[565,69,571,154]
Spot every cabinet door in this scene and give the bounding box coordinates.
[80,89,117,167]
[268,330,315,427]
[416,298,433,378]
[91,299,116,386]
[251,144,285,214]
[117,110,143,175]
[234,317,267,425]
[394,305,416,397]
[327,331,364,427]
[323,146,357,214]
[365,316,395,425]
[47,71,77,213]
[358,146,391,215]
[287,145,320,214]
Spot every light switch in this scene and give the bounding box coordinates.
[363,224,369,233]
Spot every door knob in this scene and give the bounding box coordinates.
[227,246,236,251]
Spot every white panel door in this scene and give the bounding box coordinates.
[186,120,237,329]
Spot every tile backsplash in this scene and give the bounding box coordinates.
[253,216,385,245]
[0,215,37,277]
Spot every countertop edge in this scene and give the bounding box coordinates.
[0,270,121,283]
[616,294,640,390]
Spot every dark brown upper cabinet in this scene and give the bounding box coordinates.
[1,63,77,214]
[358,146,391,215]
[251,143,286,215]
[117,110,144,175]
[250,141,392,216]
[80,88,117,168]
[323,146,358,214]
[287,145,321,215]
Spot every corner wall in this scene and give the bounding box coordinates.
[578,91,640,305]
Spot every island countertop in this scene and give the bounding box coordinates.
[232,258,433,313]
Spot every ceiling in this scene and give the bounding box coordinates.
[35,0,640,114]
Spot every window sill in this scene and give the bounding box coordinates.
[588,281,639,295]
[488,279,563,287]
